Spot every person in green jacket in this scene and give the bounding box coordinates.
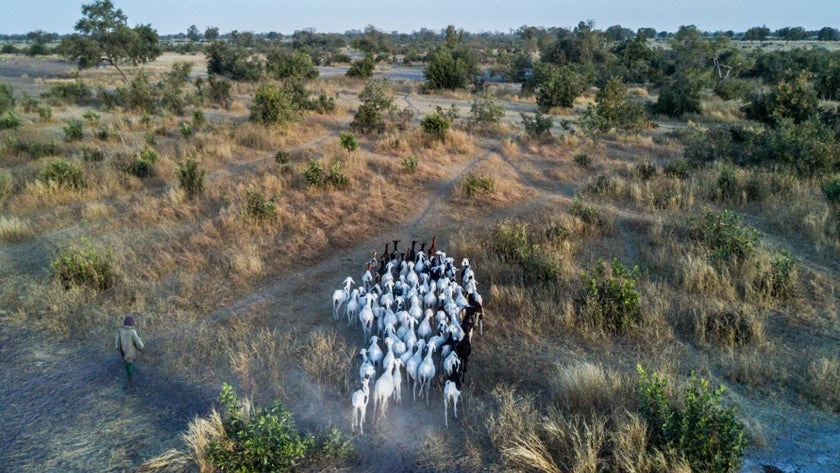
[115,315,144,389]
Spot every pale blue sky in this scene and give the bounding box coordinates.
[4,0,839,35]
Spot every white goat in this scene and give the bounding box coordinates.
[392,359,403,404]
[351,377,370,435]
[345,288,360,327]
[417,309,433,340]
[417,344,437,405]
[367,336,383,370]
[359,293,375,342]
[359,348,376,383]
[373,358,396,420]
[443,351,461,377]
[406,340,425,401]
[443,375,461,427]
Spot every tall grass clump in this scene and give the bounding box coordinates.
[177,157,207,199]
[637,366,746,473]
[298,329,355,395]
[0,168,12,202]
[808,357,840,412]
[52,238,114,291]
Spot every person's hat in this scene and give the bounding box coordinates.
[123,316,135,326]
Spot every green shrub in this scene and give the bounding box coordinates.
[401,154,418,173]
[7,139,61,159]
[0,110,21,129]
[179,122,192,137]
[41,159,86,189]
[420,112,450,141]
[124,150,156,178]
[200,75,232,109]
[822,176,840,205]
[691,209,758,265]
[581,78,650,135]
[81,146,105,162]
[653,72,703,118]
[767,250,796,299]
[339,132,359,152]
[176,157,206,199]
[637,367,746,473]
[743,72,819,126]
[424,46,479,90]
[63,119,84,141]
[207,383,315,473]
[490,220,530,264]
[302,159,325,187]
[461,173,494,197]
[346,54,375,79]
[327,162,349,190]
[573,152,590,168]
[715,165,739,202]
[52,238,114,291]
[127,71,157,113]
[635,161,657,180]
[274,150,290,164]
[520,111,552,139]
[663,159,691,179]
[20,93,38,113]
[82,110,100,126]
[192,110,206,129]
[250,81,301,127]
[533,62,586,111]
[243,188,277,222]
[33,106,52,123]
[350,79,395,134]
[714,79,751,101]
[43,79,91,105]
[579,258,643,334]
[310,92,337,115]
[468,91,505,127]
[0,82,14,113]
[568,199,602,226]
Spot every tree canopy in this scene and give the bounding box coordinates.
[60,0,161,81]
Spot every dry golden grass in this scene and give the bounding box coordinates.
[298,329,355,395]
[182,410,225,473]
[0,215,35,242]
[808,357,840,412]
[552,362,632,417]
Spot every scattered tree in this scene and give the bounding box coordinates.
[60,0,162,82]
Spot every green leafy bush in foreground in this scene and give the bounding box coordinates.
[637,366,746,473]
[207,383,353,473]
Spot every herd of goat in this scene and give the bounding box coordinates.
[330,239,484,434]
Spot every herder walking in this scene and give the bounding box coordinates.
[115,315,144,390]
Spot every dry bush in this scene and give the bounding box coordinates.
[135,449,195,473]
[233,122,288,151]
[182,410,225,473]
[808,356,840,412]
[298,329,355,395]
[228,327,298,399]
[0,215,34,242]
[552,362,633,417]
